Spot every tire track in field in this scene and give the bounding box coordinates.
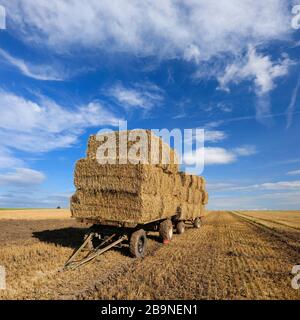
[238,214,300,231]
[224,212,295,299]
[231,211,300,254]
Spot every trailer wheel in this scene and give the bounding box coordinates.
[129,229,147,258]
[159,219,173,243]
[194,217,201,229]
[176,221,185,234]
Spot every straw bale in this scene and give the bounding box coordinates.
[86,130,179,173]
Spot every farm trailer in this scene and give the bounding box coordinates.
[64,207,207,270]
[64,132,208,270]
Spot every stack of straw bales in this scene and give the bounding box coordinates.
[71,131,208,225]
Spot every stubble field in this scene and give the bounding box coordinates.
[0,209,299,300]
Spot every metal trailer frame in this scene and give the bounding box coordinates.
[63,214,203,271]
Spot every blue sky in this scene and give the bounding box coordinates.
[0,1,300,210]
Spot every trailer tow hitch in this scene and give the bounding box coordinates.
[63,233,128,271]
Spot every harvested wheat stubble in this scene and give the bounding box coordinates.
[71,130,208,225]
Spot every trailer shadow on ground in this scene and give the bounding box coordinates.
[32,227,88,249]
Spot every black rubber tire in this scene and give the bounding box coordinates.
[159,219,173,241]
[176,221,185,234]
[194,217,201,229]
[129,229,147,258]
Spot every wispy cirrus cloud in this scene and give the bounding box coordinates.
[0,90,121,159]
[286,76,300,128]
[183,44,201,64]
[203,110,300,129]
[208,179,300,192]
[0,190,72,208]
[254,180,300,190]
[234,145,257,156]
[0,48,65,81]
[205,130,228,143]
[218,46,292,96]
[0,147,24,169]
[107,83,164,111]
[196,45,293,124]
[184,129,228,144]
[287,169,300,176]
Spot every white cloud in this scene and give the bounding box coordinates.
[0,147,24,168]
[184,147,236,166]
[216,103,233,113]
[218,46,292,95]
[205,130,228,143]
[0,168,45,187]
[0,190,72,208]
[0,90,121,153]
[183,44,201,64]
[287,169,300,176]
[204,147,237,165]
[206,182,236,191]
[0,48,64,81]
[255,180,300,190]
[202,102,233,114]
[0,92,120,133]
[184,144,257,166]
[107,83,164,110]
[209,179,300,192]
[3,1,292,60]
[233,145,257,156]
[184,130,227,145]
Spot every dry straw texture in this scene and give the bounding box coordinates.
[71,131,208,224]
